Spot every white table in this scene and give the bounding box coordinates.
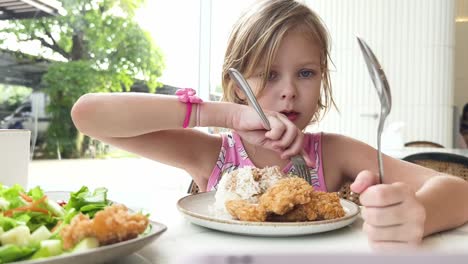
[28,158,468,264]
[136,191,468,264]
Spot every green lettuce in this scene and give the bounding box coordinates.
[0,244,37,263]
[64,186,110,218]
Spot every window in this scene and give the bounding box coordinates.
[138,0,256,100]
[136,0,201,90]
[208,0,256,99]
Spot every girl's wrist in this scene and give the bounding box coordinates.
[197,101,239,129]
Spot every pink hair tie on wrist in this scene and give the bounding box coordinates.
[176,88,203,128]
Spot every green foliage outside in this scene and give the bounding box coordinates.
[1,0,165,158]
[0,85,32,111]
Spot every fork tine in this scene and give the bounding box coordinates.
[292,156,311,185]
[298,165,306,181]
[302,163,312,185]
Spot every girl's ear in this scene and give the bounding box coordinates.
[234,85,247,101]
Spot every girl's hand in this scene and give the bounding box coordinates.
[232,106,311,164]
[350,170,426,251]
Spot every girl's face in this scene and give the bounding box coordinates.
[246,27,322,130]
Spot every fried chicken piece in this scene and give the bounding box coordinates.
[92,204,149,245]
[258,177,314,215]
[312,191,346,220]
[60,214,93,249]
[60,204,149,250]
[224,177,345,223]
[267,204,318,222]
[225,199,267,222]
[268,191,345,222]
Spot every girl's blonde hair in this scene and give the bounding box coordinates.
[221,0,336,122]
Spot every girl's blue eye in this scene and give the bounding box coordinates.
[299,69,315,78]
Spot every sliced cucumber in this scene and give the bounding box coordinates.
[30,226,51,244]
[30,239,63,259]
[46,199,65,217]
[0,225,30,246]
[71,237,99,253]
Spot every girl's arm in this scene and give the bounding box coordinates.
[71,93,232,138]
[71,93,242,188]
[323,133,468,246]
[71,92,304,189]
[415,174,468,235]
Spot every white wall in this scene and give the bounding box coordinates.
[305,0,456,148]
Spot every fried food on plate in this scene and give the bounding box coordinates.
[312,191,346,220]
[60,213,93,249]
[258,177,314,215]
[225,199,267,222]
[267,203,318,222]
[271,191,345,222]
[223,174,346,222]
[60,204,149,249]
[214,166,287,214]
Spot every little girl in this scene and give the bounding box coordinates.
[71,0,468,250]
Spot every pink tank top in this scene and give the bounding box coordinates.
[206,131,327,192]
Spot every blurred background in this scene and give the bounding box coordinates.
[0,0,467,160]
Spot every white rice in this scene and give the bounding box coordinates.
[213,166,286,216]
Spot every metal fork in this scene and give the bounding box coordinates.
[357,37,392,184]
[228,68,312,185]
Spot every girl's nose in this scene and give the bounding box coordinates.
[281,93,295,100]
[280,80,297,100]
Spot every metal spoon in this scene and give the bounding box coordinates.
[357,36,392,184]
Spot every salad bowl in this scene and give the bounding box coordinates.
[0,188,166,264]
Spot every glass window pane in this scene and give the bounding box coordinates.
[209,0,256,99]
[137,0,200,89]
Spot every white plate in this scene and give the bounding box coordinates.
[177,191,360,236]
[14,191,167,264]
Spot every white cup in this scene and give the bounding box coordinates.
[0,129,30,188]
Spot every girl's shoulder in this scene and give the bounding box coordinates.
[320,132,385,180]
[321,132,367,148]
[320,132,375,161]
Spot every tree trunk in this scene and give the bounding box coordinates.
[71,30,87,61]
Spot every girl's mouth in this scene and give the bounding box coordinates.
[281,111,299,121]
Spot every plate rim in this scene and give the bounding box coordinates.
[177,191,360,227]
